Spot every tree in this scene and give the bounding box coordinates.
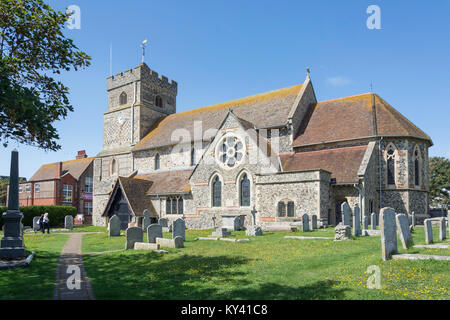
[429,157,450,209]
[0,0,91,151]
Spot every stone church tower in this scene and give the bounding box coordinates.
[92,63,177,226]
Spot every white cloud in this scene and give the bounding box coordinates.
[327,76,351,87]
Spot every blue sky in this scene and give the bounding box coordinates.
[2,0,449,178]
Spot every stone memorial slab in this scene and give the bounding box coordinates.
[352,205,361,236]
[142,209,151,232]
[64,215,73,230]
[311,215,318,230]
[363,216,369,231]
[342,202,351,226]
[335,223,351,241]
[156,237,184,249]
[246,225,263,236]
[396,214,413,249]
[302,214,309,232]
[173,218,185,240]
[438,218,446,241]
[411,212,416,227]
[222,215,245,231]
[380,207,398,261]
[134,242,160,250]
[109,215,121,237]
[33,216,40,231]
[147,224,163,243]
[371,212,377,230]
[424,219,433,244]
[125,227,143,250]
[174,236,184,248]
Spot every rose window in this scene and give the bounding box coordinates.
[216,135,245,169]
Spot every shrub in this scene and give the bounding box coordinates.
[0,206,76,228]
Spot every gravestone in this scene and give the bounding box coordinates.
[396,214,413,249]
[302,214,310,232]
[108,215,121,237]
[173,218,185,240]
[363,215,369,231]
[342,202,351,226]
[125,227,143,250]
[147,224,163,243]
[64,215,73,230]
[371,212,377,230]
[246,225,263,236]
[222,215,245,231]
[212,228,231,237]
[142,209,151,232]
[424,219,433,244]
[33,216,40,231]
[352,205,361,236]
[334,223,351,241]
[380,207,398,261]
[438,217,446,241]
[311,215,318,230]
[156,237,184,249]
[174,236,184,248]
[411,211,416,227]
[159,218,168,228]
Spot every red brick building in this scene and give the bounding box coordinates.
[7,151,94,224]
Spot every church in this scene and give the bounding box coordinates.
[92,62,432,230]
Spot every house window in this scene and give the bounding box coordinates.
[35,184,40,193]
[85,177,93,193]
[278,202,286,217]
[166,196,183,214]
[386,146,396,185]
[155,95,163,108]
[287,202,295,217]
[240,174,250,207]
[26,185,31,193]
[63,185,73,203]
[155,154,160,170]
[119,92,127,105]
[19,186,23,193]
[84,202,92,215]
[212,176,222,207]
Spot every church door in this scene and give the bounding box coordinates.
[111,190,132,230]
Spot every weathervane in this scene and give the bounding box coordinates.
[141,39,148,63]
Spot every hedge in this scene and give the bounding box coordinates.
[0,206,77,228]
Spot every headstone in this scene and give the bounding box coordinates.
[424,219,433,244]
[142,209,151,232]
[173,218,185,240]
[222,215,245,231]
[380,207,398,261]
[125,227,143,250]
[64,215,73,230]
[311,215,318,230]
[411,211,416,227]
[156,237,184,249]
[396,214,413,249]
[212,228,231,237]
[363,215,369,231]
[438,217,446,241]
[108,215,121,237]
[342,202,351,226]
[251,207,257,226]
[147,224,163,243]
[33,216,40,231]
[302,214,309,232]
[173,236,184,248]
[334,223,351,241]
[371,212,377,230]
[246,225,263,236]
[134,242,160,250]
[352,205,361,236]
[159,218,168,228]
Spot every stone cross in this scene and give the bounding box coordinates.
[251,207,257,226]
[396,214,413,249]
[352,205,361,236]
[380,207,398,261]
[142,209,151,232]
[341,202,351,226]
[424,219,433,244]
[302,214,309,232]
[371,212,377,230]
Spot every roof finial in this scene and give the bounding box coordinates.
[306,67,311,78]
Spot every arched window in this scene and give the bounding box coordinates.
[191,148,196,166]
[413,146,421,186]
[240,174,251,207]
[155,153,160,170]
[386,145,396,185]
[155,95,163,108]
[178,197,184,214]
[212,176,222,207]
[166,196,183,214]
[119,92,127,105]
[111,159,118,176]
[278,202,286,217]
[287,201,295,217]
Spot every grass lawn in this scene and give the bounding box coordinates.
[82,226,450,300]
[0,233,69,300]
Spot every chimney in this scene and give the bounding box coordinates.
[76,150,87,159]
[54,162,62,179]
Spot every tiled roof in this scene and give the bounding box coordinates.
[133,84,303,151]
[117,177,157,217]
[135,169,193,195]
[279,145,368,183]
[29,157,94,182]
[292,93,431,147]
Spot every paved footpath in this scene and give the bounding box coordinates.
[54,233,96,300]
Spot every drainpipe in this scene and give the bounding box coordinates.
[353,183,363,213]
[379,136,383,211]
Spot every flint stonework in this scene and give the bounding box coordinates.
[334,223,351,241]
[126,227,143,250]
[380,207,398,261]
[396,214,413,249]
[147,224,163,243]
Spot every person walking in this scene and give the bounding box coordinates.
[43,212,50,234]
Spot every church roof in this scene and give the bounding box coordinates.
[133,84,303,151]
[292,93,431,148]
[115,177,157,217]
[279,145,368,183]
[30,157,94,182]
[135,169,193,195]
